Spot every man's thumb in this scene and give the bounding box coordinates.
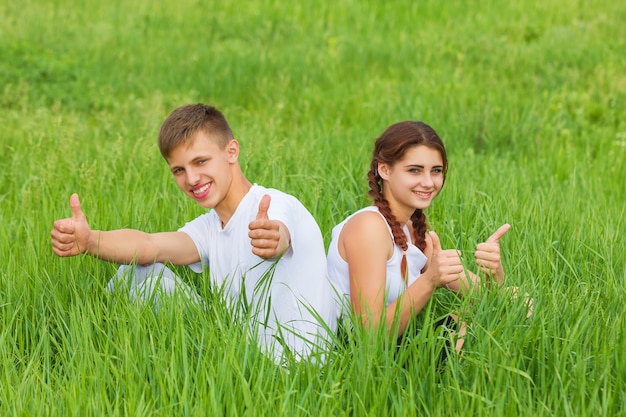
[429,231,441,252]
[70,193,84,220]
[256,194,271,220]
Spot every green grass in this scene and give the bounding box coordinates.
[1,0,625,415]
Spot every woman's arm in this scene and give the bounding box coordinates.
[427,224,510,295]
[340,213,462,334]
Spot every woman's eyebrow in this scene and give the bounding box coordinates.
[405,164,444,169]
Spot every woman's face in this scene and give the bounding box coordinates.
[378,145,444,220]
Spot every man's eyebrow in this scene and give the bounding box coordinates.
[191,155,212,161]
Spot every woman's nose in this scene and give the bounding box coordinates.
[420,173,434,187]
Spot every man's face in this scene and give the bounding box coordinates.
[166,131,238,210]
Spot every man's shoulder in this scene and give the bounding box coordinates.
[179,210,218,231]
[252,184,290,197]
[250,184,317,228]
[251,184,301,206]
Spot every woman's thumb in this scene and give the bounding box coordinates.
[429,231,441,252]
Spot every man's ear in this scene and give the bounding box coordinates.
[377,162,391,180]
[226,139,239,162]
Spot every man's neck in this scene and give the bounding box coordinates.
[215,173,252,228]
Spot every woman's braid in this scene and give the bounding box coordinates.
[368,162,408,252]
[410,209,428,253]
[368,161,410,281]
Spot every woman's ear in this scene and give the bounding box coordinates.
[377,162,391,180]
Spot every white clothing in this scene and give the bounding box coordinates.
[108,184,338,361]
[108,263,203,308]
[108,184,336,362]
[326,206,427,314]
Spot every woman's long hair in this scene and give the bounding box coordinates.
[367,121,448,282]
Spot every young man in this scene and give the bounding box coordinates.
[50,103,338,362]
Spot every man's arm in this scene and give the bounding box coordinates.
[50,194,200,266]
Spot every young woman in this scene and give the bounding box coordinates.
[327,121,511,353]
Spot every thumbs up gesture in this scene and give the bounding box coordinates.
[475,224,510,284]
[427,231,467,289]
[248,195,291,260]
[50,194,93,257]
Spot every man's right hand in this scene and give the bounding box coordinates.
[50,193,92,257]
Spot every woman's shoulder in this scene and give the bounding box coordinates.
[342,208,391,241]
[338,207,394,261]
[341,205,383,225]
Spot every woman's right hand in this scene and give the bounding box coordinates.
[428,231,467,288]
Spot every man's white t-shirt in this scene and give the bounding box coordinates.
[179,184,337,361]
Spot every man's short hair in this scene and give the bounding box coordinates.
[158,103,234,159]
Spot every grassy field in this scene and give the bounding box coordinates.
[1,0,625,415]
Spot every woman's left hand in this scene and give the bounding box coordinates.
[475,224,510,284]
